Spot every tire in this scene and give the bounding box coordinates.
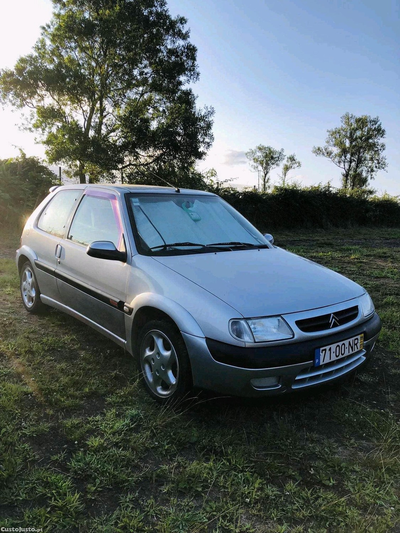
[137,319,192,404]
[20,261,45,314]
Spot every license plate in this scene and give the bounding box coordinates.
[315,334,364,367]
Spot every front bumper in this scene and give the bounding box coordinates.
[183,313,381,397]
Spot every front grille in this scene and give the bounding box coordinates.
[296,306,358,333]
[292,351,366,389]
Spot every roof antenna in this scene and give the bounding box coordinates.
[136,167,180,193]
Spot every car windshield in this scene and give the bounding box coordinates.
[128,193,269,255]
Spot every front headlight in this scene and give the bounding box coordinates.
[248,316,294,342]
[230,316,294,342]
[359,292,375,318]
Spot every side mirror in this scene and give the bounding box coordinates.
[264,233,274,245]
[86,241,127,262]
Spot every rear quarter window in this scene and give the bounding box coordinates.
[37,190,80,237]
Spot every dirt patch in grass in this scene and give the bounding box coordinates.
[0,246,17,260]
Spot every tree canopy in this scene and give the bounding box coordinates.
[246,145,285,192]
[279,153,301,187]
[0,0,214,184]
[312,113,387,190]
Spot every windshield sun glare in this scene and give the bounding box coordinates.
[128,194,269,255]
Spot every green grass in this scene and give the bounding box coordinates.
[0,227,399,532]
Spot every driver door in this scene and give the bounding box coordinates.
[55,190,129,342]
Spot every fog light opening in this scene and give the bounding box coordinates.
[251,376,280,390]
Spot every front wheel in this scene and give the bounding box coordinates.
[20,261,45,314]
[138,320,192,404]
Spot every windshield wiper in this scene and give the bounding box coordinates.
[151,242,207,251]
[150,241,269,252]
[206,241,269,249]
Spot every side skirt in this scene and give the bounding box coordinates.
[40,295,127,350]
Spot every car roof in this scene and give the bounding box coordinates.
[50,184,216,196]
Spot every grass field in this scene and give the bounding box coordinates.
[0,227,399,532]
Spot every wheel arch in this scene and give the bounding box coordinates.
[17,246,38,274]
[129,293,204,356]
[131,307,177,354]
[17,254,31,273]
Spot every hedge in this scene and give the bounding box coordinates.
[217,187,400,230]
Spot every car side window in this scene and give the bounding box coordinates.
[68,194,124,249]
[37,190,80,237]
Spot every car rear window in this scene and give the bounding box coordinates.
[37,190,80,237]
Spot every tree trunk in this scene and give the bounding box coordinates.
[78,161,86,184]
[342,170,350,190]
[262,172,269,193]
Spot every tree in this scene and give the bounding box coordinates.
[246,145,285,192]
[0,151,56,226]
[278,153,301,187]
[312,113,387,190]
[124,161,208,190]
[123,163,236,192]
[0,0,214,184]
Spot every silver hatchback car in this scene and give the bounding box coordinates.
[17,184,381,403]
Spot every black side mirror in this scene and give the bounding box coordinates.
[86,241,127,262]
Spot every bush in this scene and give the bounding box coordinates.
[0,152,57,228]
[218,185,400,230]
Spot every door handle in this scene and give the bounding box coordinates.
[55,244,62,262]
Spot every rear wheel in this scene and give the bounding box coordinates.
[20,261,45,314]
[138,319,192,404]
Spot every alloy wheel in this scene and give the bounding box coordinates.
[140,329,180,398]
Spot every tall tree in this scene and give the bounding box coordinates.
[246,145,285,192]
[279,153,301,187]
[312,113,387,190]
[0,0,214,184]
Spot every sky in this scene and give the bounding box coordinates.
[0,0,399,194]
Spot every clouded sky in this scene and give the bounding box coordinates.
[1,0,399,194]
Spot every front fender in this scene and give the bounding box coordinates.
[129,292,205,339]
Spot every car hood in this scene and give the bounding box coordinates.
[153,247,364,317]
